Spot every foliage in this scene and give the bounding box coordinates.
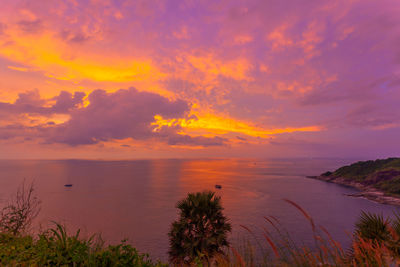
[0,222,166,266]
[0,180,41,235]
[168,191,232,265]
[354,212,392,241]
[321,171,332,177]
[353,211,400,260]
[372,177,400,195]
[331,157,400,181]
[323,158,400,196]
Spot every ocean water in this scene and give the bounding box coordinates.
[0,158,398,261]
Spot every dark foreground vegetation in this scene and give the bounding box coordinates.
[1,181,400,266]
[0,227,163,266]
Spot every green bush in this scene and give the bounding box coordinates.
[0,223,166,266]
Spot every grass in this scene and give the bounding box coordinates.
[0,222,166,266]
[210,200,400,267]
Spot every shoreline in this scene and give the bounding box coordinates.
[306,175,400,206]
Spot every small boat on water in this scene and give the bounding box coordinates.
[215,184,222,189]
[64,184,73,187]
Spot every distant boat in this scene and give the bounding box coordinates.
[64,184,73,187]
[215,184,222,189]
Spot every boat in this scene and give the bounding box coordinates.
[64,184,73,187]
[215,184,222,189]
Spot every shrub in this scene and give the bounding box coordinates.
[0,181,41,235]
[0,223,165,266]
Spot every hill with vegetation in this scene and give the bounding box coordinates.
[309,158,400,205]
[321,158,400,195]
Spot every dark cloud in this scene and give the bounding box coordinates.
[0,89,85,115]
[14,89,45,107]
[46,87,190,145]
[167,134,227,147]
[236,136,247,141]
[51,91,85,113]
[0,87,226,147]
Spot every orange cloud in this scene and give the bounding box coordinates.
[7,66,31,72]
[185,53,252,81]
[0,27,164,84]
[267,24,294,51]
[153,113,321,139]
[298,21,325,59]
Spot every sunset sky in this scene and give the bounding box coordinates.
[0,0,399,159]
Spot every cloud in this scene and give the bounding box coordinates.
[51,91,86,113]
[17,19,43,33]
[0,89,85,115]
[1,0,400,158]
[0,87,319,148]
[0,23,5,35]
[0,124,40,141]
[14,89,45,107]
[0,87,230,147]
[0,28,164,83]
[343,102,400,130]
[267,24,294,51]
[46,87,191,145]
[60,30,91,43]
[167,134,227,147]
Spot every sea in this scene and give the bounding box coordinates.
[0,158,398,261]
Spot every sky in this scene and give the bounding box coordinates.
[0,0,399,159]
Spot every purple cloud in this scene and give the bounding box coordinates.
[45,87,222,147]
[0,89,85,115]
[0,87,228,147]
[46,88,188,145]
[51,91,85,113]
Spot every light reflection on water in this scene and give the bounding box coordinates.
[0,158,398,261]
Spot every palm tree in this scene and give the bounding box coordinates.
[355,211,392,242]
[353,211,400,261]
[168,191,231,265]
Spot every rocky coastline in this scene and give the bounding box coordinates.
[307,174,400,206]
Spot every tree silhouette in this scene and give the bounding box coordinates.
[168,191,231,265]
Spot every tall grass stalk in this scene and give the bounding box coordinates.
[213,200,399,267]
